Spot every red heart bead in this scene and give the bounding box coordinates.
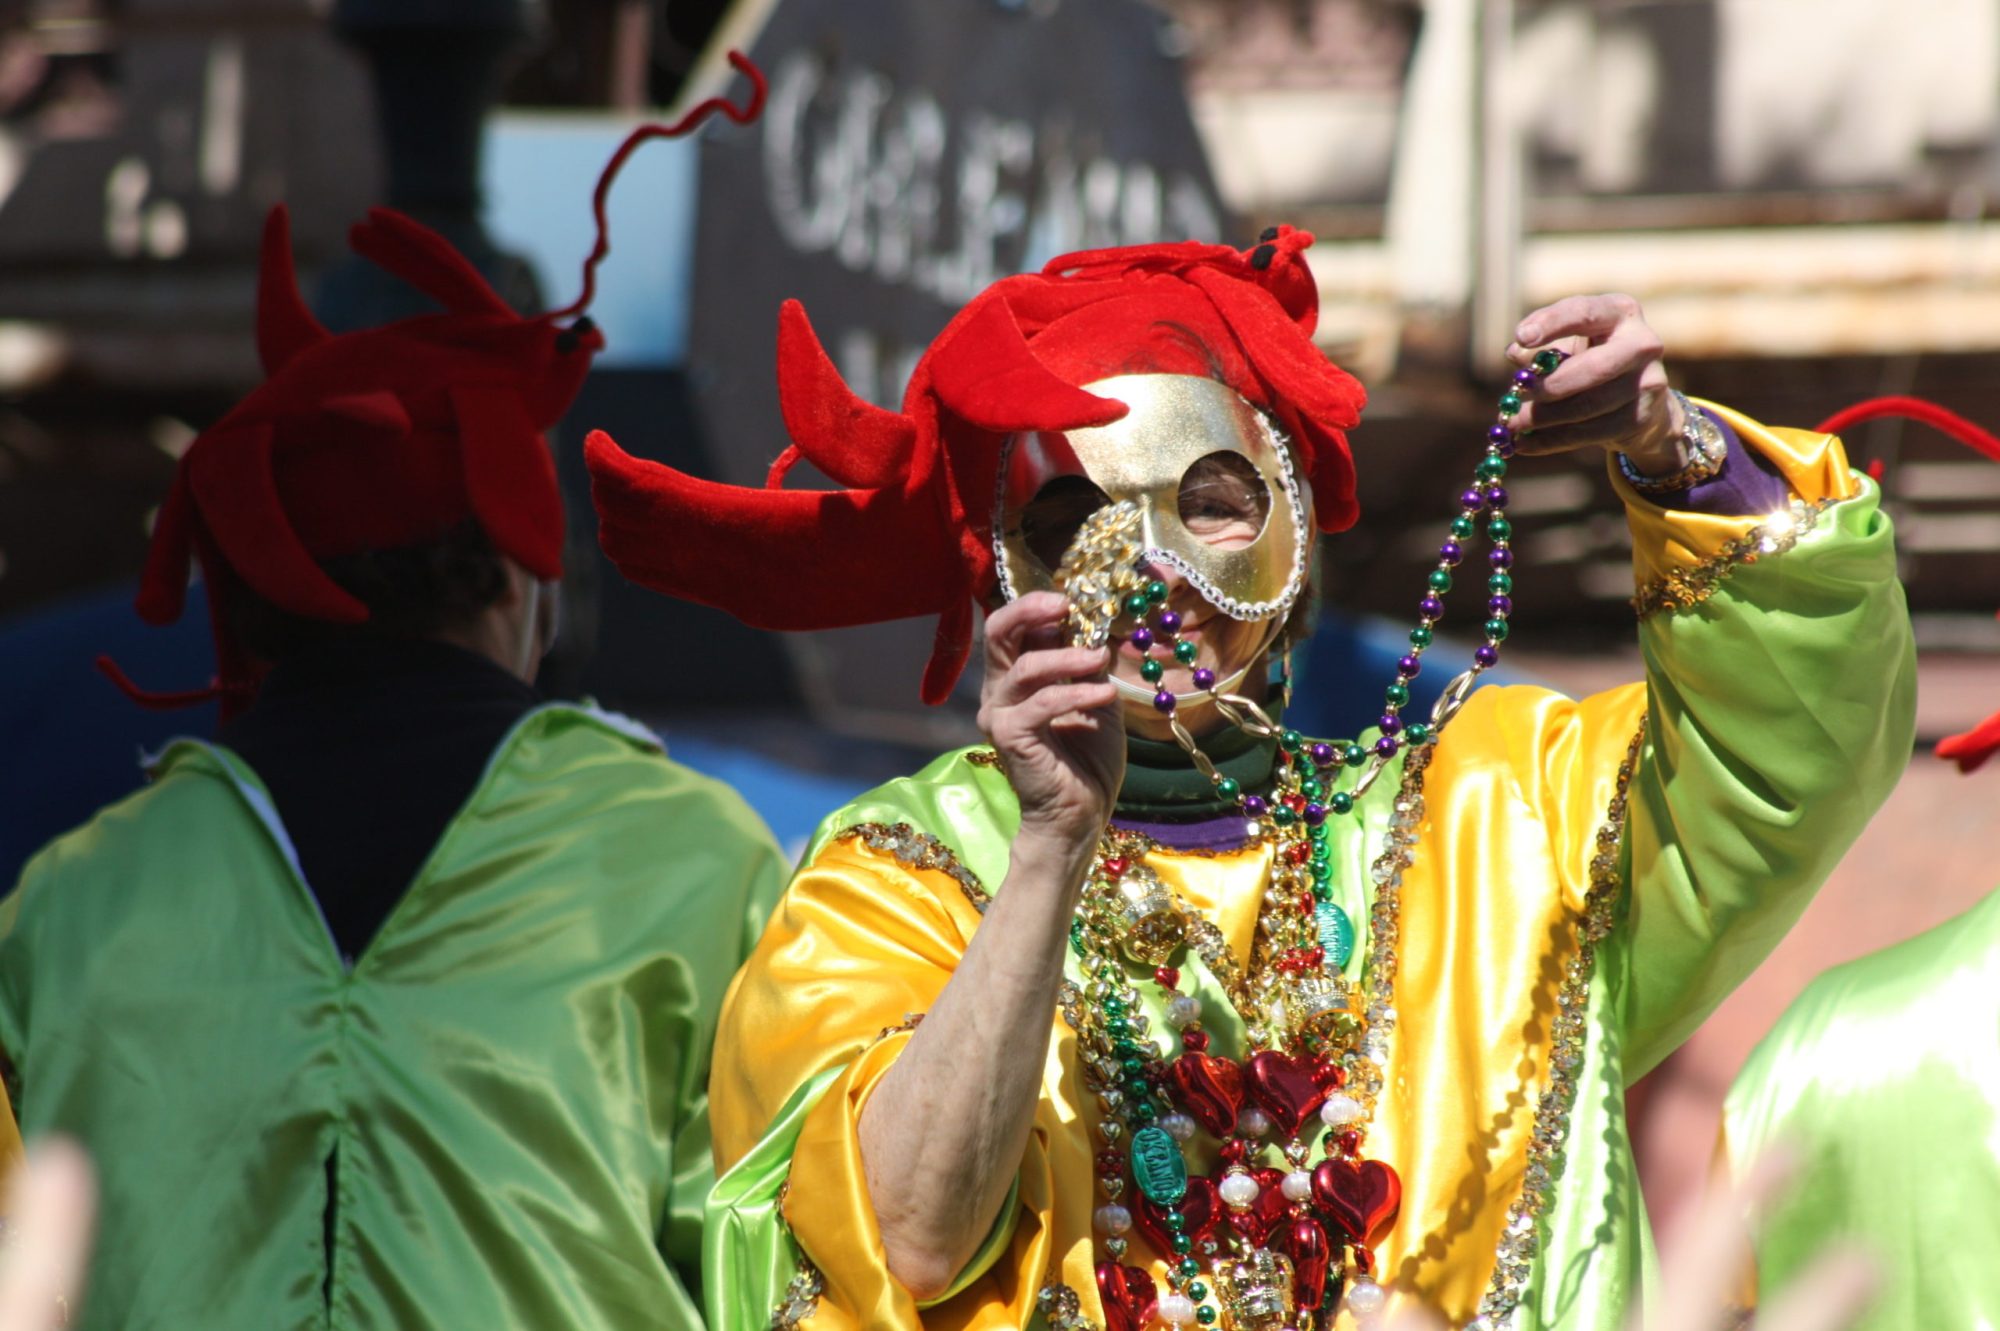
[1095,1261,1159,1331]
[1226,1165,1291,1249]
[1246,1049,1335,1139]
[1311,1157,1402,1245]
[1280,1215,1334,1311]
[1166,1052,1246,1139]
[1134,1173,1221,1255]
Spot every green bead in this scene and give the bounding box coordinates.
[1498,392,1524,416]
[1485,618,1510,641]
[1173,1234,1194,1255]
[1124,593,1150,616]
[1487,516,1513,540]
[1145,579,1170,604]
[1475,454,1508,481]
[1409,625,1433,648]
[1165,1212,1186,1231]
[1343,743,1367,767]
[1301,783,1323,802]
[1187,1281,1209,1301]
[1329,791,1355,814]
[1385,683,1410,707]
[1450,515,1476,540]
[1174,639,1199,665]
[1534,348,1562,373]
[1282,728,1304,750]
[1216,776,1241,800]
[1404,722,1431,746]
[1488,572,1514,595]
[1316,900,1356,966]
[1196,1306,1217,1325]
[1140,658,1165,683]
[1130,1125,1188,1203]
[1272,806,1296,827]
[1427,568,1453,593]
[1179,1257,1201,1279]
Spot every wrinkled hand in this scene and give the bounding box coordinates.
[1505,293,1686,476]
[978,592,1125,849]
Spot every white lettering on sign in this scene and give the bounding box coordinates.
[762,50,1222,308]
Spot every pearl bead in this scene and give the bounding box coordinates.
[1167,994,1203,1029]
[1161,1112,1199,1144]
[1218,1171,1261,1209]
[1094,1203,1132,1235]
[1281,1169,1313,1202]
[1346,1277,1387,1317]
[1158,1292,1198,1325]
[1235,1106,1272,1138]
[1320,1093,1364,1127]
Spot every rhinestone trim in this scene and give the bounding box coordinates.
[836,822,991,914]
[1630,499,1827,620]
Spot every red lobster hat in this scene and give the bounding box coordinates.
[1816,395,2000,772]
[586,225,1366,704]
[110,54,766,720]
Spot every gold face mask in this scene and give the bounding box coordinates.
[994,374,1313,661]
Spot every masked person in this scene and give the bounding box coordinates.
[0,184,785,1326]
[1717,402,2000,1331]
[588,230,1914,1331]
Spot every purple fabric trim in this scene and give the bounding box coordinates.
[1651,407,1791,515]
[1111,813,1261,853]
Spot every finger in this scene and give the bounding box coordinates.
[1635,1149,1799,1331]
[1512,366,1652,437]
[1509,385,1669,458]
[993,646,1112,707]
[984,592,1069,669]
[1513,292,1643,349]
[1009,680,1119,732]
[1519,318,1663,408]
[0,1139,98,1331]
[1757,1245,1877,1331]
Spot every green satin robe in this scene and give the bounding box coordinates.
[0,702,787,1331]
[1724,889,2000,1331]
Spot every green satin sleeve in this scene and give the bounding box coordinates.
[1622,476,1916,1077]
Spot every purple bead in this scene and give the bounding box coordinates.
[1243,794,1269,818]
[1192,667,1216,690]
[1302,802,1328,826]
[1485,484,1510,510]
[1512,368,1537,388]
[1474,644,1500,668]
[1155,609,1183,634]
[1374,735,1401,758]
[1487,424,1513,445]
[1310,741,1336,768]
[1460,487,1488,511]
[1439,540,1463,567]
[1418,595,1445,620]
[1397,654,1422,679]
[1489,547,1515,570]
[1130,627,1154,651]
[1487,594,1513,616]
[1378,712,1403,736]
[1153,689,1177,713]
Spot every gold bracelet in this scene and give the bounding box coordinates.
[1617,390,1726,495]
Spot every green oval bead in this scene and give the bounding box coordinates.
[1216,776,1241,800]
[1140,658,1165,683]
[1404,722,1431,746]
[1145,579,1170,604]
[1343,743,1367,767]
[1316,900,1356,967]
[1450,515,1476,539]
[1487,516,1513,540]
[1485,618,1510,641]
[1488,572,1514,595]
[1427,568,1453,592]
[1174,640,1199,665]
[1329,791,1354,815]
[1409,625,1433,648]
[1385,683,1410,707]
[1130,1125,1188,1204]
[1124,593,1151,616]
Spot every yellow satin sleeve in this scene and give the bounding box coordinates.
[1612,397,1858,593]
[0,1075,20,1184]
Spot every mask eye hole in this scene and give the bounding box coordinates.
[1177,451,1270,549]
[1019,474,1112,570]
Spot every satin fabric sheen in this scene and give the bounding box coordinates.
[707,416,1913,1331]
[0,704,786,1331]
[1724,889,2000,1331]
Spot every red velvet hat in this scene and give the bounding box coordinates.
[108,54,766,719]
[1816,396,2000,772]
[586,225,1367,704]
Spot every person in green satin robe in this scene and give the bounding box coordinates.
[0,207,787,1331]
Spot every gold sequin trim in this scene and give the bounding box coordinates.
[966,748,1004,769]
[1631,500,1826,619]
[836,822,991,913]
[767,1252,826,1329]
[1469,717,1647,1330]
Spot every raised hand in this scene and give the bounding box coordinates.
[1505,293,1687,476]
[976,591,1125,846]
